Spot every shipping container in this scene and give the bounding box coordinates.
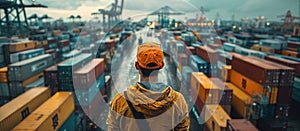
[249,56,295,86]
[0,67,8,83]
[35,40,48,48]
[6,41,36,53]
[73,59,105,90]
[0,88,51,131]
[189,55,208,74]
[292,86,300,103]
[221,104,231,115]
[230,69,277,104]
[222,65,231,82]
[62,49,82,60]
[196,46,218,63]
[0,82,9,97]
[74,74,104,106]
[12,92,75,131]
[266,55,300,77]
[44,63,61,95]
[274,104,290,119]
[259,39,287,50]
[58,53,93,91]
[185,46,195,55]
[227,119,258,131]
[24,77,44,91]
[58,112,75,131]
[281,50,298,58]
[9,72,44,98]
[251,44,275,53]
[210,77,233,105]
[203,105,231,131]
[257,118,292,131]
[182,66,193,87]
[191,72,219,104]
[178,53,188,66]
[223,42,236,52]
[207,44,222,50]
[52,30,62,36]
[9,48,45,64]
[218,53,232,65]
[225,82,253,118]
[8,54,53,81]
[29,34,47,41]
[232,55,280,85]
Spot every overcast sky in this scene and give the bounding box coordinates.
[24,0,299,22]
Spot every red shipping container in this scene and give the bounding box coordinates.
[277,87,292,104]
[47,37,57,43]
[287,41,300,49]
[59,40,70,47]
[249,56,295,86]
[196,46,218,63]
[73,59,105,90]
[232,55,281,85]
[265,55,300,77]
[227,119,258,131]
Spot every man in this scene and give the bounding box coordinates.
[106,42,190,131]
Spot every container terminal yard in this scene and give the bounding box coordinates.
[0,0,300,130]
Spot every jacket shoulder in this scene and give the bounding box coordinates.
[110,92,128,112]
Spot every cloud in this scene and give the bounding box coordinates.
[24,0,107,10]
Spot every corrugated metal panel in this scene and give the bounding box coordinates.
[191,72,219,104]
[232,55,280,85]
[204,105,231,131]
[225,82,253,118]
[227,119,258,131]
[196,46,218,63]
[8,54,52,81]
[230,69,277,104]
[12,92,75,131]
[0,88,51,131]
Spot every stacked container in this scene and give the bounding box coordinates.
[8,54,53,98]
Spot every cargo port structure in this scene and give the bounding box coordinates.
[0,0,47,36]
[0,2,300,131]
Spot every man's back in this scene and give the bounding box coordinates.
[106,82,190,131]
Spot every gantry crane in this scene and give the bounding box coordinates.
[92,0,124,31]
[277,10,300,31]
[0,0,47,36]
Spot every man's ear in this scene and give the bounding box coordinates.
[160,61,164,69]
[135,61,140,70]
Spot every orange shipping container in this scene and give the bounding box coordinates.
[222,65,231,82]
[281,50,298,58]
[0,88,51,131]
[0,67,8,83]
[225,82,253,118]
[191,72,219,104]
[9,41,36,53]
[230,69,278,104]
[12,92,75,131]
[204,105,231,131]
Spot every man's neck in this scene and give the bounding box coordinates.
[140,76,158,82]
